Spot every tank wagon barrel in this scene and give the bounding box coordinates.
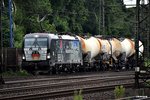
[77,36,102,62]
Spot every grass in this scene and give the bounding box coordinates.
[114,85,125,99]
[74,90,83,100]
[0,70,30,77]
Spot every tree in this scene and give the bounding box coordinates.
[2,0,135,47]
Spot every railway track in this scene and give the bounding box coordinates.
[2,71,134,88]
[0,71,135,100]
[3,70,134,81]
[0,83,134,100]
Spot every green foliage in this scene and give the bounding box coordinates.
[74,90,83,100]
[14,25,25,48]
[105,0,132,36]
[114,85,125,99]
[2,0,136,47]
[144,81,150,87]
[54,16,70,32]
[0,70,30,77]
[144,59,150,67]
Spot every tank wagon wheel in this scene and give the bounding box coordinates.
[130,57,137,70]
[48,63,56,75]
[117,60,124,71]
[95,64,101,71]
[99,60,107,71]
[117,59,125,71]
[74,65,80,73]
[78,65,85,72]
[100,63,107,71]
[112,60,120,72]
[53,66,57,74]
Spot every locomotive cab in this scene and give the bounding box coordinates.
[22,37,49,61]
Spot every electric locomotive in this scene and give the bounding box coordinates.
[22,33,83,74]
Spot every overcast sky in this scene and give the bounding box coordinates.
[124,0,136,4]
[124,0,136,8]
[123,0,148,8]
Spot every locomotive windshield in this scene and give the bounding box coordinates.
[24,37,48,48]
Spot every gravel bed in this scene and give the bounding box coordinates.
[1,71,133,89]
[3,71,133,81]
[0,78,133,98]
[1,75,133,89]
[47,88,150,100]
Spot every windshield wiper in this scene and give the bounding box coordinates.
[29,39,41,50]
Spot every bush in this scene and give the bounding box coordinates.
[114,85,125,99]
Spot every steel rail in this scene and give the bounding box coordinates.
[0,75,134,93]
[4,71,134,84]
[0,82,134,100]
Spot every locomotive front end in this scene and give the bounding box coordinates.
[23,37,48,61]
[22,33,50,73]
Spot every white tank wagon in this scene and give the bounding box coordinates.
[121,38,144,69]
[121,38,144,59]
[121,38,135,61]
[108,38,122,62]
[78,35,122,69]
[97,37,122,62]
[77,36,102,62]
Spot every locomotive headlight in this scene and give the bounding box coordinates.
[22,55,25,60]
[47,53,50,59]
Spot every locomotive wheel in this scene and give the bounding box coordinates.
[48,66,56,75]
[52,66,56,74]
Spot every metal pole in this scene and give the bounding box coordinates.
[8,0,13,48]
[0,0,4,85]
[0,0,2,71]
[135,0,140,88]
[102,0,105,34]
[148,0,150,58]
[99,0,101,35]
